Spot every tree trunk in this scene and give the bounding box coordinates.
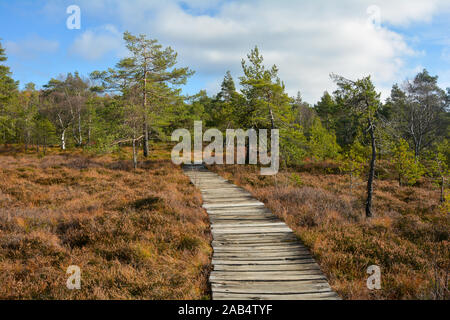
[440,176,445,203]
[142,58,149,158]
[78,112,82,147]
[350,172,353,192]
[87,116,91,145]
[25,126,29,152]
[61,129,66,150]
[269,108,275,130]
[365,120,376,218]
[43,135,47,156]
[132,137,138,170]
[143,121,149,158]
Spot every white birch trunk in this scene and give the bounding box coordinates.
[61,129,66,150]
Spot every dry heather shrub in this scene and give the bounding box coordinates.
[0,150,211,300]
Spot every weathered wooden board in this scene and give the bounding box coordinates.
[183,164,339,301]
[212,233,298,242]
[213,292,341,300]
[210,271,326,282]
[213,263,321,272]
[212,280,333,294]
[213,244,309,252]
[212,258,317,265]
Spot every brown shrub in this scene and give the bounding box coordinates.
[0,148,212,300]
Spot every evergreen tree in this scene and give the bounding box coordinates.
[208,71,241,130]
[388,70,448,159]
[18,83,39,150]
[239,46,293,130]
[424,140,449,203]
[0,40,19,144]
[308,118,340,161]
[333,74,382,217]
[91,32,194,158]
[292,91,315,133]
[392,138,424,186]
[314,91,337,130]
[239,47,301,165]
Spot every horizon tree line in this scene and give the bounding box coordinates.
[0,33,448,216]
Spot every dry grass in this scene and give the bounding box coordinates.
[0,145,212,300]
[210,162,449,300]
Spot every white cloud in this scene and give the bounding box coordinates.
[70,0,450,102]
[5,36,59,59]
[69,25,124,61]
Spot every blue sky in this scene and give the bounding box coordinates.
[1,0,449,103]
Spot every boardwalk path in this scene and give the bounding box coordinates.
[183,164,340,300]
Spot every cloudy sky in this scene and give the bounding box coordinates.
[1,0,449,103]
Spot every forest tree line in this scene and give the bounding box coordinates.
[0,33,449,216]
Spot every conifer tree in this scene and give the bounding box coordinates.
[0,40,19,145]
[424,140,449,202]
[333,75,381,217]
[392,138,424,186]
[91,32,193,158]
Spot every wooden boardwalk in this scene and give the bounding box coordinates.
[183,164,340,300]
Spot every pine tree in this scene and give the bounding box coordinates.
[392,138,424,186]
[333,75,382,217]
[308,118,340,161]
[239,47,298,165]
[91,32,194,158]
[209,71,241,130]
[388,70,448,159]
[0,40,19,145]
[424,140,449,202]
[314,91,337,130]
[239,46,293,130]
[217,71,236,103]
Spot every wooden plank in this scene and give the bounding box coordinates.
[212,232,297,239]
[199,187,247,191]
[212,258,316,265]
[211,224,290,230]
[213,246,305,253]
[204,197,257,203]
[212,280,332,294]
[210,217,279,222]
[203,202,265,209]
[210,271,326,282]
[212,222,287,229]
[212,234,298,242]
[213,292,341,300]
[205,205,270,211]
[213,253,312,260]
[213,245,310,252]
[213,263,321,272]
[208,209,269,214]
[213,241,305,248]
[202,190,252,196]
[212,227,292,234]
[208,210,273,216]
